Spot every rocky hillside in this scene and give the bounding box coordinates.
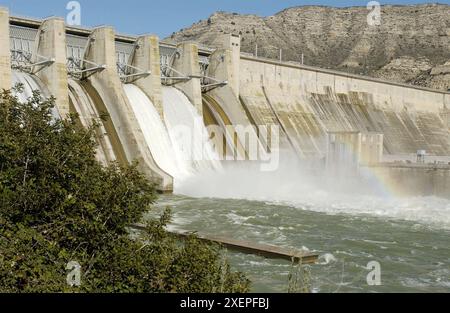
[167,4,450,91]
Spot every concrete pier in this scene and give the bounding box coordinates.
[239,54,450,158]
[211,34,241,97]
[0,7,11,90]
[172,41,203,115]
[132,34,164,118]
[130,224,319,264]
[4,13,450,198]
[206,34,262,159]
[84,26,173,192]
[35,17,70,117]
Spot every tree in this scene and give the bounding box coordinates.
[0,86,250,293]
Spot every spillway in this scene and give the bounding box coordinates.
[162,86,222,175]
[123,84,222,186]
[68,79,117,165]
[11,70,58,119]
[12,71,46,102]
[123,84,180,178]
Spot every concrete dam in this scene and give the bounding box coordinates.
[1,8,450,198]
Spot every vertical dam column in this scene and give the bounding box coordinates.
[132,34,164,118]
[84,26,173,192]
[172,41,203,115]
[206,34,263,159]
[212,33,241,97]
[35,18,70,117]
[0,7,11,90]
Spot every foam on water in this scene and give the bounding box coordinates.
[318,253,337,265]
[175,151,450,229]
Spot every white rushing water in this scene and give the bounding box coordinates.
[124,85,221,186]
[12,71,46,102]
[11,71,59,119]
[68,79,116,165]
[154,194,450,293]
[124,84,181,178]
[162,86,222,177]
[175,151,450,229]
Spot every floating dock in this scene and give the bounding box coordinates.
[130,224,319,264]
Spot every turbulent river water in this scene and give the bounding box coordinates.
[151,193,450,293]
[118,81,450,293]
[10,70,449,293]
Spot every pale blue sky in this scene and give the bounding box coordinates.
[0,0,448,38]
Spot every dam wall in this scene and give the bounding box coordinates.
[2,10,173,191]
[83,27,173,192]
[239,55,450,159]
[2,9,450,196]
[34,17,70,117]
[369,163,450,199]
[0,7,11,90]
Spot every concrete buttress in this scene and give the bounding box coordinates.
[84,26,173,192]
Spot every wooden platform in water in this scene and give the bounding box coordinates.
[130,224,319,264]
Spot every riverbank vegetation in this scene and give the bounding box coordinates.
[0,87,250,293]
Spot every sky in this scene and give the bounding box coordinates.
[0,0,448,38]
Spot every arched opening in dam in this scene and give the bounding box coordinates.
[3,12,450,293]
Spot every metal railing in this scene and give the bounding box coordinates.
[117,62,151,84]
[11,49,54,74]
[160,48,191,86]
[67,56,106,80]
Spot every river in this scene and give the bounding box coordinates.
[150,193,450,293]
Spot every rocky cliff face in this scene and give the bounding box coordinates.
[167,4,450,91]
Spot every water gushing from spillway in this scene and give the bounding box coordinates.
[162,86,222,176]
[11,71,59,119]
[123,84,181,178]
[123,84,221,187]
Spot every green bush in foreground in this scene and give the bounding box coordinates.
[0,87,250,293]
